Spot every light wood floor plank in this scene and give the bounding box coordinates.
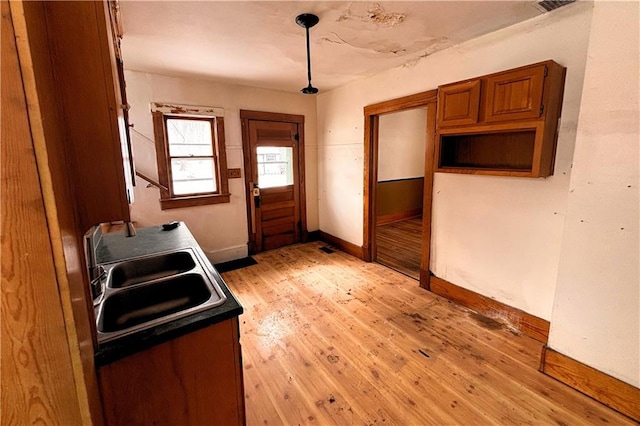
[223,242,633,425]
[376,217,422,279]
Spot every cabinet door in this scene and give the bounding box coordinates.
[36,1,132,232]
[99,319,245,425]
[105,0,135,204]
[437,79,481,127]
[484,64,546,123]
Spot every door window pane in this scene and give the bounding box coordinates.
[171,158,216,194]
[166,119,213,156]
[257,146,293,188]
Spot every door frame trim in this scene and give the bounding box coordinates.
[240,109,307,254]
[362,90,438,289]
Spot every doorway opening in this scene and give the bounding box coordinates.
[363,90,438,288]
[376,107,427,279]
[240,110,307,254]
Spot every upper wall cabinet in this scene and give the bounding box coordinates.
[484,64,546,123]
[24,0,134,232]
[435,60,566,178]
[437,79,481,127]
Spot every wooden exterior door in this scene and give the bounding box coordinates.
[241,111,306,253]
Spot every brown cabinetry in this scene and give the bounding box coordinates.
[484,63,547,123]
[98,318,245,425]
[437,79,481,127]
[435,60,566,177]
[24,0,134,233]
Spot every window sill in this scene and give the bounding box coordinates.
[159,193,230,210]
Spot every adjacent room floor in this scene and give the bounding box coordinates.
[376,216,422,279]
[222,242,632,425]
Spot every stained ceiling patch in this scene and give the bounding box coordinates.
[338,3,406,27]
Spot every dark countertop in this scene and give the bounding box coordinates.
[94,222,243,366]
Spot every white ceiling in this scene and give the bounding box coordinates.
[120,1,548,94]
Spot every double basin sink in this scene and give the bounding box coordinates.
[95,248,227,343]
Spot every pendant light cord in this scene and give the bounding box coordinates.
[305,26,312,86]
[296,13,319,94]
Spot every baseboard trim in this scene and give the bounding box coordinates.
[540,347,640,422]
[318,231,364,259]
[377,209,422,225]
[306,230,321,242]
[429,276,550,343]
[204,244,249,265]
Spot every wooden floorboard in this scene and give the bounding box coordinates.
[376,216,422,279]
[222,242,633,425]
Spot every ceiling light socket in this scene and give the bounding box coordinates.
[301,85,319,94]
[295,13,319,29]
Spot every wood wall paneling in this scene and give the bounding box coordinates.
[376,178,424,223]
[1,2,84,422]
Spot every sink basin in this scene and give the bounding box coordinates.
[95,248,227,342]
[98,273,217,333]
[108,250,197,288]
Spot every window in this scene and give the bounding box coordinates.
[151,104,229,209]
[256,146,294,188]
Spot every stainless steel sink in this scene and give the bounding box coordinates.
[95,248,227,342]
[108,250,197,288]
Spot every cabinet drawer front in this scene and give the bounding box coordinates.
[437,79,481,127]
[484,64,546,122]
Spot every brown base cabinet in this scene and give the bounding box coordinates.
[98,318,245,425]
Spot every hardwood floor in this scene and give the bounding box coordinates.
[376,216,422,279]
[222,242,632,425]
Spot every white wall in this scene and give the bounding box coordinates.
[548,1,639,387]
[125,71,318,262]
[317,2,593,320]
[378,108,426,181]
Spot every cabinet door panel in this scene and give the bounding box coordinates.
[437,79,481,127]
[99,319,245,425]
[484,64,546,122]
[37,1,132,232]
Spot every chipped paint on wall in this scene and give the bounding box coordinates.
[150,102,224,117]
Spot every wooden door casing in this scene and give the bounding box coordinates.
[362,90,438,290]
